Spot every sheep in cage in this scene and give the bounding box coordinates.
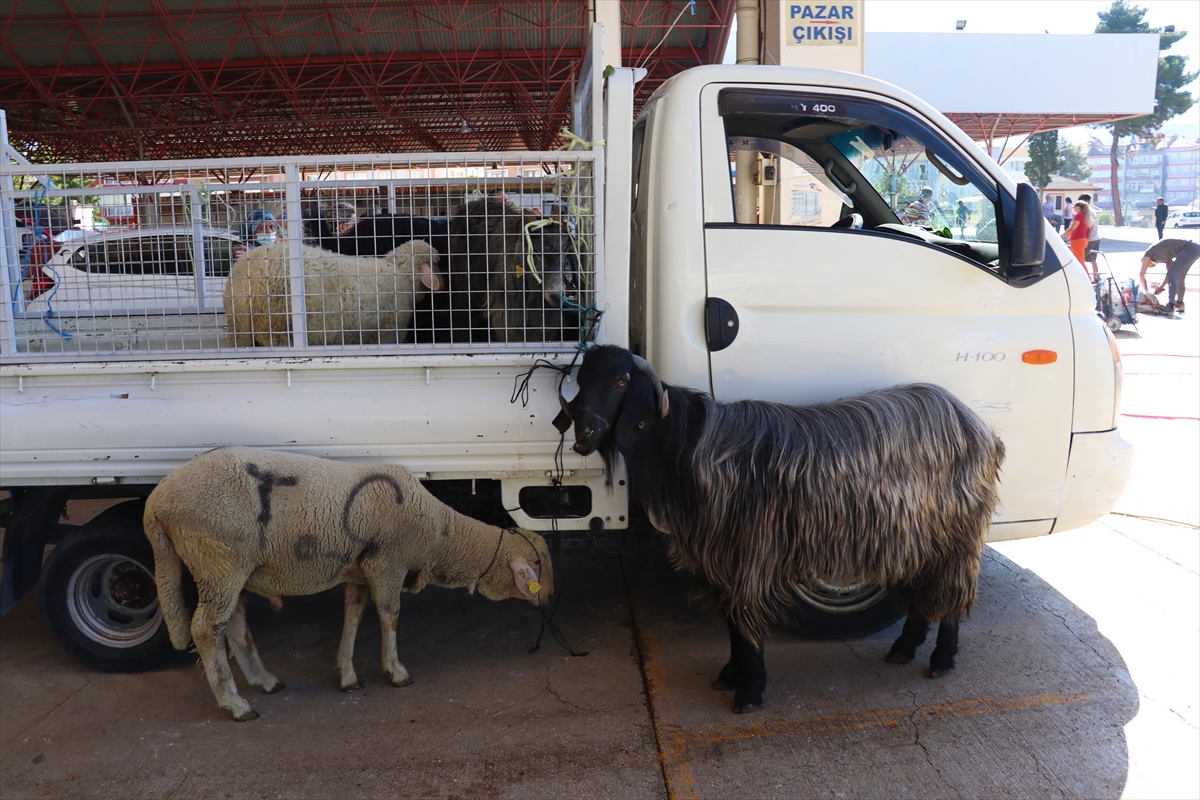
[446,198,582,343]
[223,239,441,347]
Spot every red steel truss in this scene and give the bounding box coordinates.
[1,0,734,162]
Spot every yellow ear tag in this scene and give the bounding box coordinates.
[527,580,542,596]
[514,263,525,277]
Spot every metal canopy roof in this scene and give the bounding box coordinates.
[1,0,734,162]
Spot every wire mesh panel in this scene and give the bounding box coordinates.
[1,153,599,362]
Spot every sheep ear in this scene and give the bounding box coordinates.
[508,557,539,598]
[417,261,442,291]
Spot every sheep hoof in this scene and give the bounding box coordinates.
[925,666,954,679]
[390,676,414,688]
[732,700,762,714]
[263,681,286,694]
[232,708,260,722]
[342,682,363,692]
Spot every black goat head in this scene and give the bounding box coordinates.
[560,346,668,461]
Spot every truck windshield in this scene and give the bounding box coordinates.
[719,89,1004,260]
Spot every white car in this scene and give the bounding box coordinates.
[20,228,240,314]
[1165,210,1200,229]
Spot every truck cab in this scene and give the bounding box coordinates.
[627,66,1131,543]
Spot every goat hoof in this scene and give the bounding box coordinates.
[232,709,260,722]
[712,679,735,691]
[733,700,762,714]
[391,676,414,688]
[885,647,916,665]
[341,682,363,692]
[263,681,285,694]
[926,657,956,679]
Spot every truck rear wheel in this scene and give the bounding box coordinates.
[780,579,904,639]
[38,505,180,672]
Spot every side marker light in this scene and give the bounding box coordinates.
[1022,350,1057,364]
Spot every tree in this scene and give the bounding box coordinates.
[1024,131,1059,189]
[1057,141,1093,182]
[1096,1,1197,225]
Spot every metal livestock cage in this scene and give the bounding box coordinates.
[1,148,601,362]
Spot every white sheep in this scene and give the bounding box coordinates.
[223,239,441,347]
[143,446,553,721]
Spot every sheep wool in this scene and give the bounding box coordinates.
[144,446,552,721]
[224,238,441,347]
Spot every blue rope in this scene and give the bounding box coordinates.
[559,297,602,351]
[19,185,72,340]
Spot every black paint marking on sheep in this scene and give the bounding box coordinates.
[245,464,299,545]
[294,535,321,562]
[341,474,405,546]
[563,345,1005,715]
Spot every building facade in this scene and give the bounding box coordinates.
[1087,137,1200,214]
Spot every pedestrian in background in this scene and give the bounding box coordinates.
[1154,197,1169,239]
[955,200,968,235]
[1042,196,1060,232]
[1141,238,1199,314]
[234,208,276,260]
[1061,196,1074,236]
[1062,200,1091,269]
[1078,193,1101,282]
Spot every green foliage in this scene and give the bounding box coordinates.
[1057,141,1093,181]
[1025,131,1059,189]
[1094,1,1196,224]
[1098,211,1114,225]
[1096,1,1196,138]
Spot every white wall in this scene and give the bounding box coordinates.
[865,33,1159,115]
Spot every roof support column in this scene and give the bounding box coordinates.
[589,0,622,69]
[734,0,759,224]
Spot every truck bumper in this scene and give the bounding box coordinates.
[1052,428,1135,534]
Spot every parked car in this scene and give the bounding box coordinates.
[20,227,239,312]
[1165,210,1200,229]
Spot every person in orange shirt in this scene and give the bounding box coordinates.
[1062,200,1092,268]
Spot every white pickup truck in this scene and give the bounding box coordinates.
[0,58,1132,671]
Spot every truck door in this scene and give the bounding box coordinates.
[699,86,1073,526]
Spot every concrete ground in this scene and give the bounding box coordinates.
[1,227,1196,799]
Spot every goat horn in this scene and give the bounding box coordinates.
[630,354,669,418]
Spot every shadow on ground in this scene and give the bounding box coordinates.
[623,546,1138,799]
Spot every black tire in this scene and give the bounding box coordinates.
[779,579,904,640]
[38,502,182,672]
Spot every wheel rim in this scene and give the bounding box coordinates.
[65,554,162,648]
[794,578,888,614]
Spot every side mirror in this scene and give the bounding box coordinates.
[1007,182,1045,282]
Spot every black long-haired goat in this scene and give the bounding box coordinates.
[447,198,580,343]
[560,345,1005,714]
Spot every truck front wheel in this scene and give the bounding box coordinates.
[780,579,904,639]
[38,510,179,672]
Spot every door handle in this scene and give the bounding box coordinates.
[706,297,739,352]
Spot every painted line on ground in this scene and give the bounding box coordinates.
[688,690,1095,745]
[623,556,698,800]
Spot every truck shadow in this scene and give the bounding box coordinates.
[0,547,1136,797]
[621,545,1138,798]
